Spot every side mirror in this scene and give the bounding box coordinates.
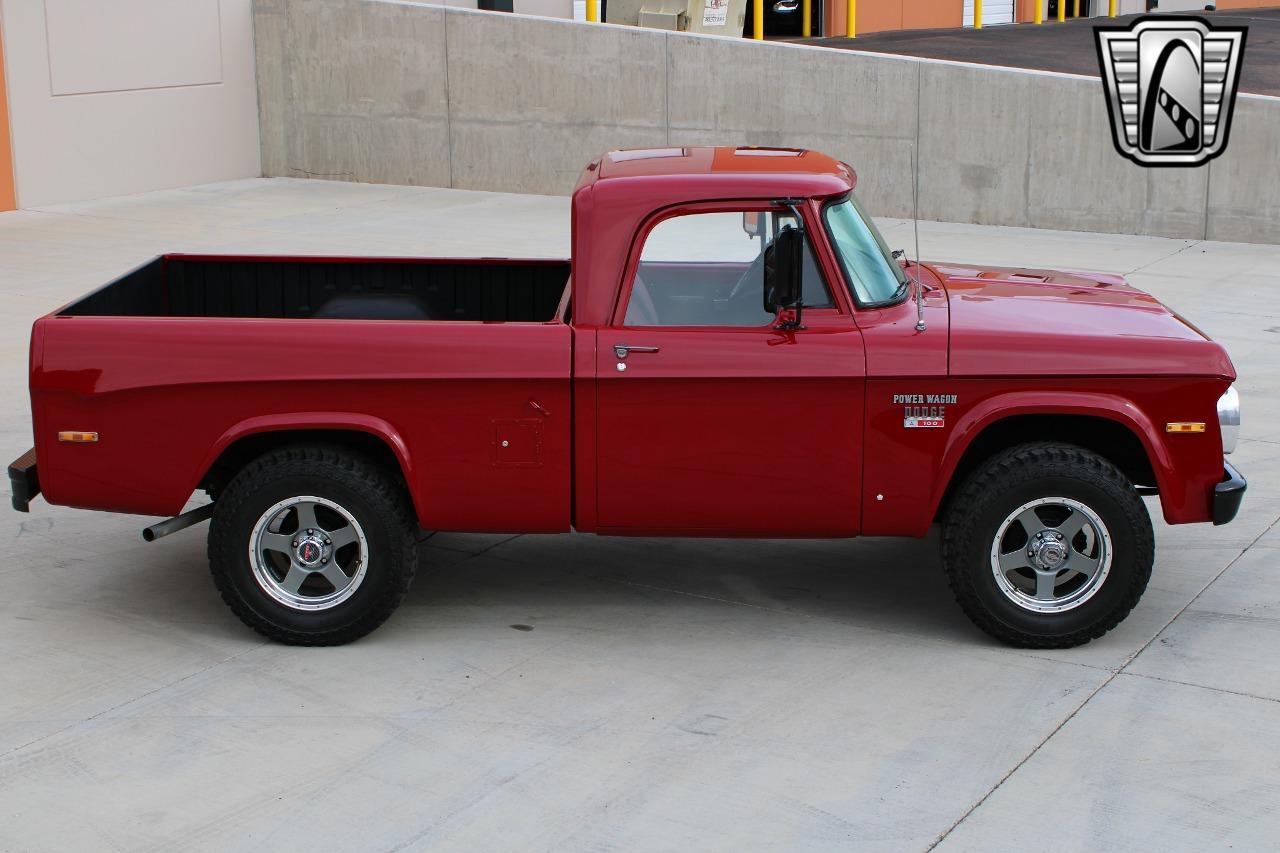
[765,225,804,314]
[742,211,762,238]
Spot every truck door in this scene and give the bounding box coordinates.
[594,204,866,536]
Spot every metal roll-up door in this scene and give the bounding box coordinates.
[964,0,1015,25]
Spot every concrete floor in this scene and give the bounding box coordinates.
[0,178,1277,852]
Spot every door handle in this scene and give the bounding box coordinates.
[613,344,660,360]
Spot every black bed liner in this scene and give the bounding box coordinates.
[60,255,570,323]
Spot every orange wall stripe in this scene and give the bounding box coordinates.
[0,24,16,212]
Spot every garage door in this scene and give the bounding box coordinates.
[964,0,1015,25]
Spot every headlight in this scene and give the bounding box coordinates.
[1218,386,1240,455]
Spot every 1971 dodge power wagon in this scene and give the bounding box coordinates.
[9,147,1245,647]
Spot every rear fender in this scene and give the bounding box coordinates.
[198,412,421,522]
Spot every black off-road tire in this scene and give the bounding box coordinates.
[208,445,418,645]
[941,442,1154,648]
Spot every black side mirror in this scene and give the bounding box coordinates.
[765,225,804,315]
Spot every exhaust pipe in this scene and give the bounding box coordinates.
[142,503,215,542]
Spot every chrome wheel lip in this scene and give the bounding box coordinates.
[249,495,369,612]
[990,496,1113,614]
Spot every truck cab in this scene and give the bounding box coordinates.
[10,146,1245,648]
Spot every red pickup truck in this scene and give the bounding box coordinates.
[10,147,1245,648]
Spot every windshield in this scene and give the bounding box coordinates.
[822,194,909,305]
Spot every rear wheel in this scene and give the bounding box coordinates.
[208,445,418,645]
[941,442,1154,648]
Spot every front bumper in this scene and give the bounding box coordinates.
[1213,459,1246,526]
[8,448,39,513]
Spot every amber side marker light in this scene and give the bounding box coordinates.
[1166,422,1207,434]
[58,431,99,443]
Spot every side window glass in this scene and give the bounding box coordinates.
[623,209,833,327]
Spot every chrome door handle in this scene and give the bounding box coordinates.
[613,344,660,360]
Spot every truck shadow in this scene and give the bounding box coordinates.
[403,530,983,644]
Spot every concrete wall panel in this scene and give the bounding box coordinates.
[258,0,1280,245]
[917,63,1032,227]
[1206,96,1280,244]
[287,0,450,187]
[1024,73,1208,240]
[666,35,918,217]
[254,0,292,181]
[446,12,667,194]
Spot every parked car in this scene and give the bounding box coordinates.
[9,146,1245,647]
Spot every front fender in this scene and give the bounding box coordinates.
[928,390,1189,528]
[860,379,1218,537]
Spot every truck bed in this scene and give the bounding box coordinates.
[31,253,576,532]
[60,255,570,323]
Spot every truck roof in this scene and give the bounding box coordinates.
[580,147,857,197]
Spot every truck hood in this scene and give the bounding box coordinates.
[933,262,1235,378]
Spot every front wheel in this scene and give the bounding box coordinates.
[208,445,418,645]
[941,443,1154,648]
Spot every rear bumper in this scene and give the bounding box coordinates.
[8,448,39,513]
[1213,459,1246,526]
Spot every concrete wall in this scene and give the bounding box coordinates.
[0,0,261,208]
[256,0,1280,244]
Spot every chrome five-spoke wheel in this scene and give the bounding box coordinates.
[249,495,368,611]
[990,497,1112,614]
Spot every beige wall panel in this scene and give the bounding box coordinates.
[45,0,223,95]
[1,0,260,207]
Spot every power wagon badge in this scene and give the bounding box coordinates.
[894,394,957,429]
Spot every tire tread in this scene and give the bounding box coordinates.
[207,444,418,646]
[941,442,1154,648]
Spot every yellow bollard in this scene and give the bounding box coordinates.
[1057,0,1065,21]
[1034,0,1042,24]
[586,0,597,21]
[754,0,764,39]
[1073,0,1080,17]
[847,0,856,38]
[975,0,982,29]
[1109,0,1117,16]
[802,0,811,37]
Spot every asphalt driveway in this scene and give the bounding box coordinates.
[801,8,1280,97]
